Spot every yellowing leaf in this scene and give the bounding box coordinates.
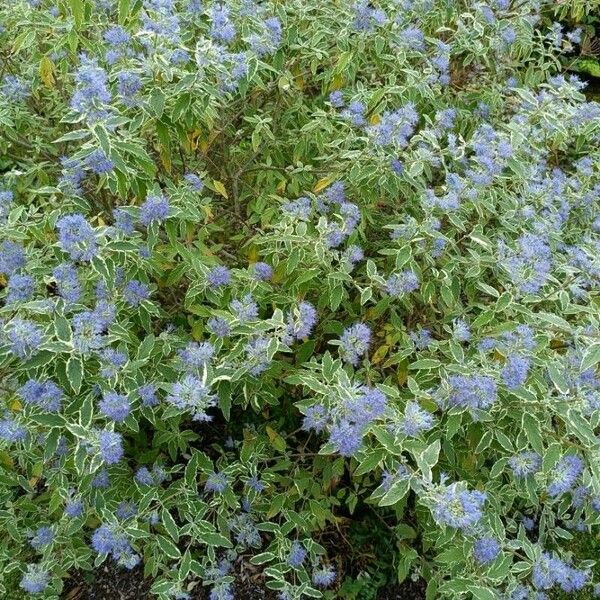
[160,148,172,173]
[10,399,22,411]
[0,450,14,469]
[266,425,286,452]
[39,56,55,88]
[397,365,408,386]
[369,114,381,125]
[313,176,335,194]
[330,74,344,91]
[291,66,305,90]
[276,180,286,193]
[213,180,228,199]
[247,246,259,262]
[191,321,203,341]
[371,345,389,365]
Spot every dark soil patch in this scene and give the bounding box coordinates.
[63,565,155,600]
[376,577,427,600]
[62,563,281,600]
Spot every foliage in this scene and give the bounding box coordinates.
[0,0,599,599]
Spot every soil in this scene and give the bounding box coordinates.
[61,563,280,600]
[376,577,427,600]
[62,563,427,599]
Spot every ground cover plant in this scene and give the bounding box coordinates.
[0,0,599,598]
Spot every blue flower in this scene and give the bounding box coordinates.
[70,55,111,123]
[117,71,142,105]
[140,194,170,226]
[398,26,425,52]
[2,75,30,102]
[116,501,137,520]
[230,294,259,323]
[178,341,215,369]
[329,90,344,108]
[329,419,364,456]
[370,103,418,148]
[205,471,228,493]
[184,173,204,191]
[339,323,371,365]
[135,466,155,486]
[453,319,471,342]
[138,384,158,407]
[53,263,82,304]
[509,451,541,478]
[5,319,44,358]
[282,196,312,220]
[312,564,336,588]
[210,4,235,44]
[0,188,14,220]
[207,265,231,288]
[72,311,105,354]
[0,417,27,443]
[502,355,530,389]
[302,404,328,433]
[343,100,367,127]
[410,328,433,350]
[99,392,131,422]
[123,280,150,306]
[167,374,216,421]
[287,541,306,567]
[84,149,114,175]
[432,484,486,530]
[92,469,110,488]
[0,240,26,275]
[284,301,317,343]
[402,401,434,437]
[473,537,500,564]
[547,455,583,497]
[19,379,63,412]
[6,274,35,303]
[56,214,98,261]
[20,565,49,594]
[65,498,84,518]
[252,262,273,281]
[104,25,130,46]
[245,337,271,375]
[97,429,124,464]
[447,374,497,410]
[499,234,552,295]
[533,553,588,592]
[29,526,54,550]
[385,270,419,296]
[207,316,231,338]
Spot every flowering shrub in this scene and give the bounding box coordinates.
[0,0,598,599]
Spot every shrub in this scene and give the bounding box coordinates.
[0,1,598,599]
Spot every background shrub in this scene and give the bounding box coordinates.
[0,0,599,599]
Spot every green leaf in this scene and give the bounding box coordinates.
[547,362,569,394]
[30,413,67,428]
[118,0,131,23]
[354,448,385,477]
[156,535,181,559]
[581,344,600,372]
[408,359,441,370]
[522,413,544,455]
[161,509,179,543]
[199,532,232,548]
[468,585,498,600]
[379,479,409,507]
[67,356,83,394]
[250,552,276,565]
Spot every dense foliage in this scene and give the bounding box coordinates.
[0,0,599,599]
